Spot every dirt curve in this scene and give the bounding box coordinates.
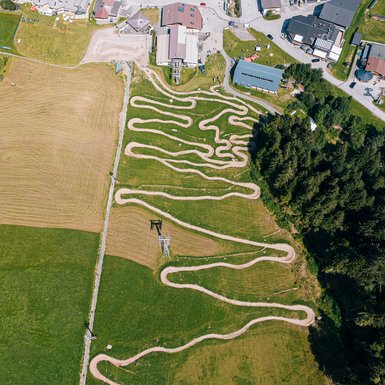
[89,67,315,385]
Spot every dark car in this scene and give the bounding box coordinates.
[349,82,356,89]
[311,58,320,63]
[267,34,274,40]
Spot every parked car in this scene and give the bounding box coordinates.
[349,82,356,89]
[200,2,206,5]
[267,34,274,40]
[311,58,320,63]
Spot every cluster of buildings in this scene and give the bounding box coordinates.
[31,0,90,16]
[356,43,385,81]
[155,2,202,83]
[287,0,361,61]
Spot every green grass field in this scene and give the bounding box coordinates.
[360,0,385,43]
[0,12,20,50]
[152,52,226,91]
[88,67,326,384]
[223,28,296,66]
[0,225,99,385]
[15,5,101,65]
[89,257,325,385]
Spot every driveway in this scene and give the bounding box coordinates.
[82,28,150,65]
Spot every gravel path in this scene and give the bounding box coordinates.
[89,67,315,385]
[79,63,132,385]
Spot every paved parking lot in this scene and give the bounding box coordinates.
[82,28,150,65]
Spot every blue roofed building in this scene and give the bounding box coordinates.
[232,60,283,94]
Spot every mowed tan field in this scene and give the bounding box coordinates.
[0,59,124,232]
[106,206,220,269]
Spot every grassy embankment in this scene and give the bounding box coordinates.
[0,225,99,385]
[88,67,326,385]
[361,1,385,43]
[151,52,226,91]
[0,12,21,51]
[140,7,160,25]
[14,4,101,65]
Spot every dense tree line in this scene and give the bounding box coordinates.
[252,64,385,385]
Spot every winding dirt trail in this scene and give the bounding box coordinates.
[89,67,315,385]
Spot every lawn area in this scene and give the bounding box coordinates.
[234,83,294,113]
[360,0,385,43]
[330,0,372,80]
[88,257,325,385]
[140,7,160,25]
[223,28,296,66]
[0,225,99,385]
[0,11,21,50]
[88,67,325,384]
[152,52,226,91]
[15,4,101,65]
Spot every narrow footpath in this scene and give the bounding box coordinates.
[79,62,131,385]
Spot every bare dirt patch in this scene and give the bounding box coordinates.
[82,28,149,65]
[0,58,124,232]
[106,206,220,269]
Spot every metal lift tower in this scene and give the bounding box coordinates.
[150,220,171,257]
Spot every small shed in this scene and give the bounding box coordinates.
[351,32,362,46]
[115,62,122,73]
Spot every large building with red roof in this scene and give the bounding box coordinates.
[161,2,203,31]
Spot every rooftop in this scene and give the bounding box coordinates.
[232,60,283,93]
[34,0,88,13]
[287,15,336,46]
[319,0,361,28]
[126,11,151,31]
[261,0,282,9]
[161,2,203,30]
[369,43,385,60]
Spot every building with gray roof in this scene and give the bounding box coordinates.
[351,31,362,46]
[287,15,336,46]
[319,0,361,29]
[286,14,344,61]
[33,0,89,15]
[232,60,283,94]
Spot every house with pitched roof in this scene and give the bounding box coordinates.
[119,11,152,34]
[161,2,202,31]
[93,0,121,22]
[156,24,198,67]
[260,0,282,15]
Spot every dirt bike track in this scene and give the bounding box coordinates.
[89,67,315,385]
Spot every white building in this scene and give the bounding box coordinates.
[260,0,282,15]
[156,25,198,67]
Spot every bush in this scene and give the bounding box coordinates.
[0,0,16,10]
